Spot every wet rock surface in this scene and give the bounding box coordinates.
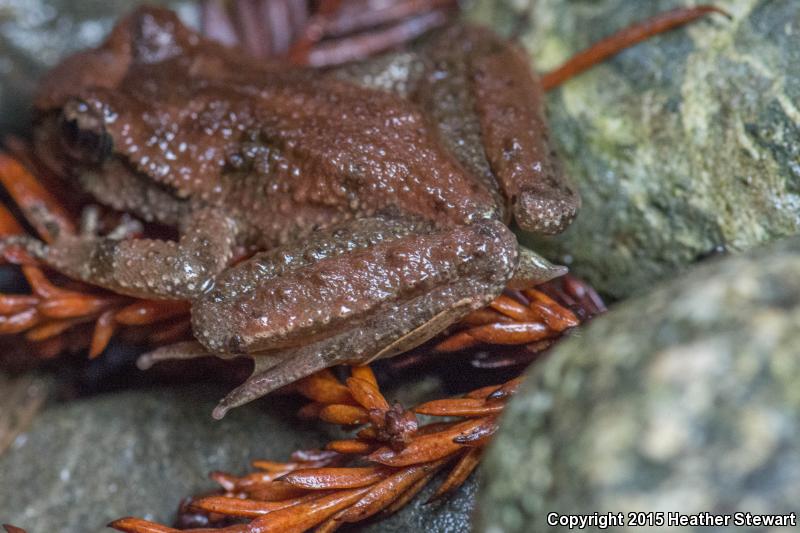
[476,237,800,532]
[0,382,475,533]
[471,0,800,299]
[0,386,323,532]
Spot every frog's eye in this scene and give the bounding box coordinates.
[59,100,113,165]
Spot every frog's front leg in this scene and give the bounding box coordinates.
[186,216,518,418]
[4,207,237,300]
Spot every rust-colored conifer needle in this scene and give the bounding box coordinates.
[89,309,116,358]
[0,152,76,241]
[335,460,447,523]
[247,486,372,533]
[319,404,370,425]
[463,322,552,345]
[368,417,495,467]
[489,294,541,322]
[294,369,357,405]
[541,6,730,90]
[325,439,376,455]
[191,493,321,518]
[429,447,482,502]
[414,397,504,417]
[243,480,310,502]
[282,466,390,490]
[345,376,390,412]
[350,365,379,387]
[109,518,182,533]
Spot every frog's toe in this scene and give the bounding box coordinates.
[213,350,321,419]
[0,235,48,262]
[514,187,581,235]
[137,341,211,370]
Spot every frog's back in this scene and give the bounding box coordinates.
[35,7,499,247]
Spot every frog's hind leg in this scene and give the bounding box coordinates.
[212,282,484,419]
[0,207,238,300]
[189,217,518,418]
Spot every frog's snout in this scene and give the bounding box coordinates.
[59,99,113,166]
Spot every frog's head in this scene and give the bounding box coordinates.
[32,5,250,199]
[30,6,178,178]
[33,93,188,227]
[31,96,115,185]
[57,99,114,166]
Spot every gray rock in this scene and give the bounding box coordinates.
[0,382,475,532]
[0,386,326,532]
[470,0,800,299]
[0,0,198,135]
[476,236,800,533]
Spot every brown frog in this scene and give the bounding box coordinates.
[10,7,578,418]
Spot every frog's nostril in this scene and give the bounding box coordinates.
[226,334,246,354]
[59,100,113,165]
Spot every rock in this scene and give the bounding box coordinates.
[0,382,475,532]
[469,0,800,299]
[0,386,325,532]
[0,373,53,456]
[0,0,198,135]
[476,236,800,532]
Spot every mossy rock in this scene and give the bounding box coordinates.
[476,236,800,532]
[470,0,800,299]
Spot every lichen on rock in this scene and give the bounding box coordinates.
[470,0,800,299]
[476,236,800,532]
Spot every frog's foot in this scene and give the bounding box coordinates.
[187,217,517,418]
[0,208,238,300]
[201,0,457,66]
[79,205,143,241]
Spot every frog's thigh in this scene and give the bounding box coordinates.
[17,208,237,299]
[197,219,518,418]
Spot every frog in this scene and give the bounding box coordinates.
[7,6,579,419]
